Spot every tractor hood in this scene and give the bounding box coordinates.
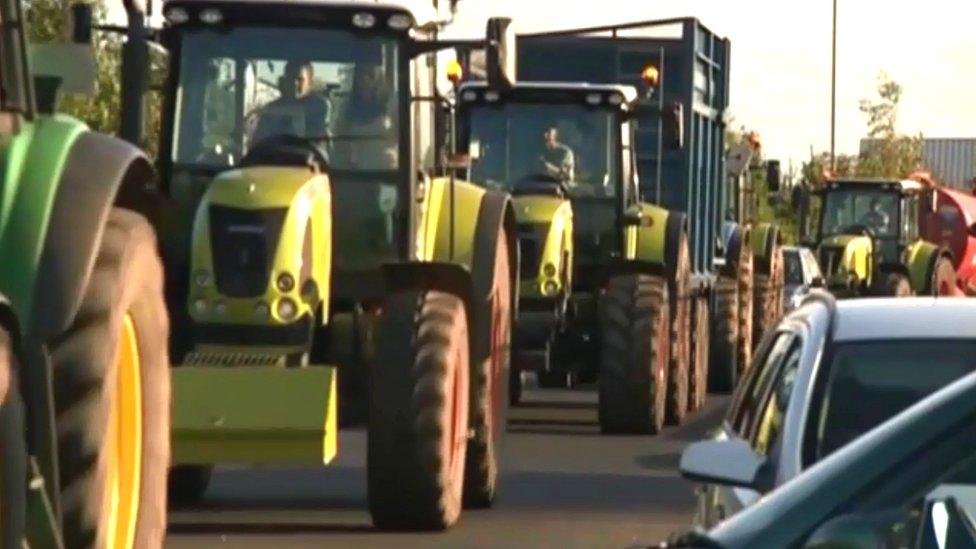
[206,166,323,210]
[512,195,570,225]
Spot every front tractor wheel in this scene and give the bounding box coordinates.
[598,274,671,435]
[878,272,912,297]
[465,226,512,509]
[52,209,170,549]
[928,257,957,296]
[368,290,470,530]
[709,276,739,393]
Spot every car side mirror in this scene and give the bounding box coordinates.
[811,276,825,288]
[803,514,886,549]
[679,439,769,491]
[485,17,515,91]
[664,102,684,150]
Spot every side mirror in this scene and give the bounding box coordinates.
[679,439,769,491]
[622,205,643,227]
[70,3,93,44]
[664,102,684,150]
[810,276,825,288]
[803,514,886,549]
[766,160,782,192]
[485,17,516,91]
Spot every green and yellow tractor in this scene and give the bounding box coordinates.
[457,81,706,433]
[455,81,577,404]
[107,0,519,530]
[0,0,171,545]
[805,178,953,297]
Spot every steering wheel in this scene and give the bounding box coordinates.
[242,134,331,172]
[837,224,876,238]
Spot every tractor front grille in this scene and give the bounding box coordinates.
[209,206,288,298]
[819,246,844,277]
[517,223,549,280]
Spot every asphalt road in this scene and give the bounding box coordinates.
[166,387,729,548]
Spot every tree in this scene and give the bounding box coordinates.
[856,71,922,178]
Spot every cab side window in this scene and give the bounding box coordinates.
[730,332,796,437]
[751,338,802,457]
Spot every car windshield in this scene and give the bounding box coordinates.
[821,188,900,238]
[172,26,400,172]
[464,102,617,198]
[812,340,976,461]
[784,251,803,284]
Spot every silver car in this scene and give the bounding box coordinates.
[683,293,976,528]
[782,246,822,313]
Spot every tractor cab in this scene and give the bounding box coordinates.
[811,179,929,296]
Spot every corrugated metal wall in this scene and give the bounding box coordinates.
[922,139,976,189]
[859,138,976,189]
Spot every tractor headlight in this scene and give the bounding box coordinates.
[164,7,189,24]
[352,12,376,28]
[193,298,209,315]
[543,280,558,296]
[277,298,298,321]
[199,8,223,24]
[214,301,228,316]
[255,302,271,320]
[543,263,557,278]
[388,14,412,30]
[194,270,211,288]
[276,273,296,293]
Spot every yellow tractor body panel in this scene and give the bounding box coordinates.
[420,177,486,270]
[512,195,574,298]
[187,166,332,335]
[171,366,338,465]
[820,234,871,289]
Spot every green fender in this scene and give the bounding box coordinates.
[632,201,670,267]
[905,240,946,294]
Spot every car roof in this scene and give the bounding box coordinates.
[832,298,976,342]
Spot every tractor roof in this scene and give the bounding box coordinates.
[822,178,924,194]
[163,0,444,27]
[458,81,639,111]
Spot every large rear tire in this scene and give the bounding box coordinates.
[753,245,783,344]
[665,235,690,426]
[736,246,755,374]
[0,327,26,549]
[368,290,470,530]
[598,274,670,435]
[52,209,170,549]
[464,227,512,509]
[709,276,739,393]
[688,295,710,411]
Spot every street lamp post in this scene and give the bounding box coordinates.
[830,0,837,171]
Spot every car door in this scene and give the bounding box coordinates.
[698,330,799,527]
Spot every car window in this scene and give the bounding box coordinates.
[731,332,797,438]
[809,339,976,464]
[751,338,803,457]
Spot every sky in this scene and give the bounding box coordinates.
[117,0,976,173]
[445,0,976,174]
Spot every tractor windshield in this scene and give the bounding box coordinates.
[820,188,900,239]
[172,26,401,171]
[463,103,618,198]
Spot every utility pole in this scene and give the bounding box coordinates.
[830,0,837,171]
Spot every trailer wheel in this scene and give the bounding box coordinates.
[168,465,213,507]
[688,295,710,411]
[709,276,739,393]
[368,290,469,530]
[0,327,26,549]
[927,256,957,296]
[598,274,670,435]
[665,235,690,426]
[465,226,512,509]
[52,209,170,549]
[880,272,912,297]
[736,245,755,373]
[753,246,783,344]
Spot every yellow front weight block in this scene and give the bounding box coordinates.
[172,365,338,465]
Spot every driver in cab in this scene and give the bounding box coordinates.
[251,60,329,143]
[860,198,891,234]
[538,127,575,183]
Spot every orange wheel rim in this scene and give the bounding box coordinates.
[103,314,142,549]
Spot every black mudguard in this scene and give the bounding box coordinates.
[28,132,158,341]
[470,190,519,365]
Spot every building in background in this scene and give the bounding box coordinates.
[860,138,976,189]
